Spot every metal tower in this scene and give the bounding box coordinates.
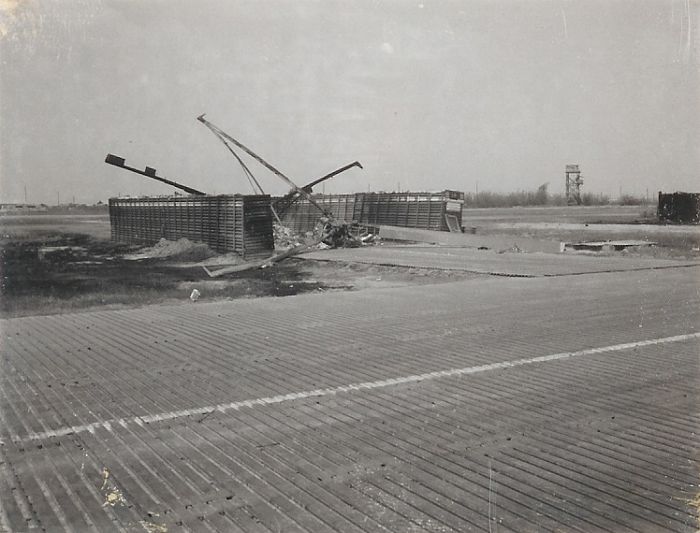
[565,164,583,205]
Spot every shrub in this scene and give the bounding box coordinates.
[617,194,647,206]
[464,186,611,207]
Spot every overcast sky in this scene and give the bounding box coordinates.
[1,0,698,204]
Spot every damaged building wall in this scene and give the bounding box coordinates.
[658,192,700,224]
[280,190,465,233]
[280,194,360,234]
[109,195,274,257]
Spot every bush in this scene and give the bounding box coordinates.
[617,194,647,206]
[464,186,611,208]
[581,193,610,206]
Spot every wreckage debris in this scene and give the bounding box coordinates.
[274,219,375,251]
[201,242,312,277]
[204,220,379,277]
[316,217,361,248]
[273,161,363,217]
[273,223,306,250]
[105,154,206,196]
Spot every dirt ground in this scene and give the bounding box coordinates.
[476,223,700,258]
[0,224,480,318]
[2,208,697,318]
[461,206,700,256]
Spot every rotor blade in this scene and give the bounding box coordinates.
[200,122,265,195]
[273,160,363,215]
[302,161,363,192]
[197,114,328,214]
[105,154,206,196]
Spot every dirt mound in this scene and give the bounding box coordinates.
[124,238,215,261]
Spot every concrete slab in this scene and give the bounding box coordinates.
[491,221,700,235]
[303,245,700,277]
[378,225,561,253]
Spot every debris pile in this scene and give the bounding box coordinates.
[274,219,371,250]
[316,217,362,248]
[274,223,306,249]
[205,220,380,277]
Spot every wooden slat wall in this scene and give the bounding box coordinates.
[108,195,274,257]
[242,195,276,258]
[280,194,359,233]
[279,191,464,233]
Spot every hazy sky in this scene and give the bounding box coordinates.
[1,0,698,204]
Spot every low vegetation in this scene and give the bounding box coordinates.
[464,184,652,208]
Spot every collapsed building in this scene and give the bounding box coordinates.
[658,191,700,224]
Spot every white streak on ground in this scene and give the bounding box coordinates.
[15,332,700,443]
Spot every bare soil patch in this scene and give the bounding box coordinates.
[0,229,479,318]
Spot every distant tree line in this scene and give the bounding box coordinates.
[463,183,652,208]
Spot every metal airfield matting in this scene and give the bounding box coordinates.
[302,245,700,277]
[1,265,699,531]
[109,194,274,257]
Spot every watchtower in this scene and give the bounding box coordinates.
[565,164,583,205]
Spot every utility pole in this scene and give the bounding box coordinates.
[57,192,60,206]
[24,185,27,204]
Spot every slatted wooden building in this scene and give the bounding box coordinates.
[109,195,274,257]
[280,190,465,233]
